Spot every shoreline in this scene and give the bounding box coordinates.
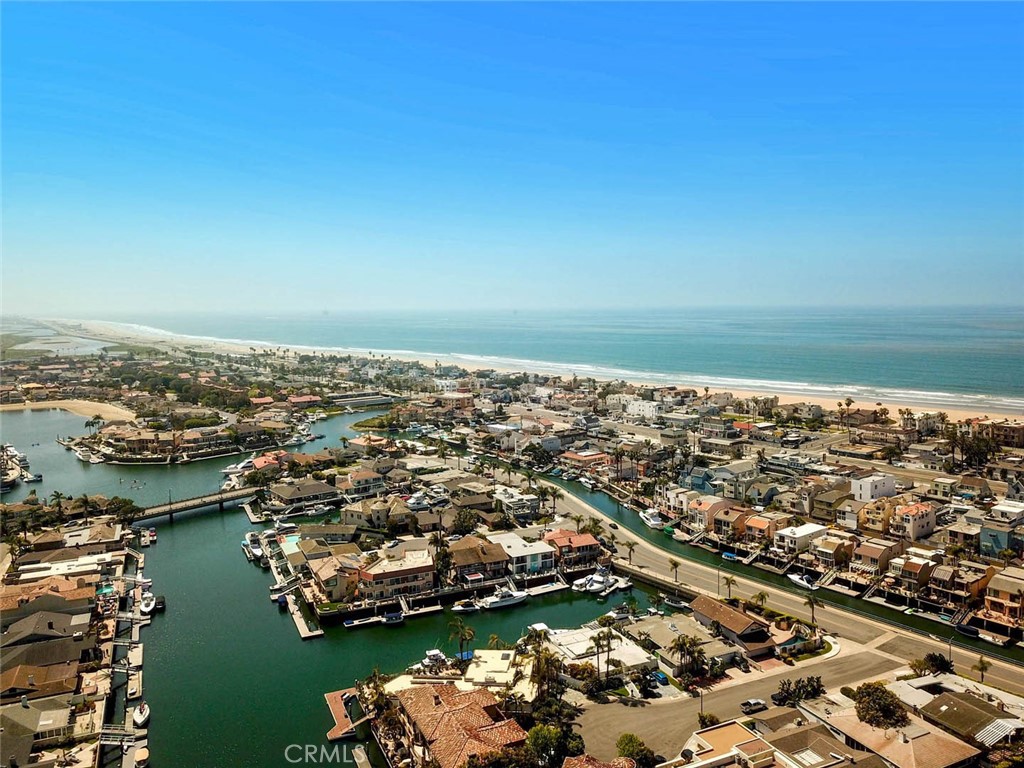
[0,399,136,422]
[42,318,1024,421]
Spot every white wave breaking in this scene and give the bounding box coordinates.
[64,318,1024,415]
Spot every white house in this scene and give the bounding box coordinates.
[625,399,663,421]
[773,522,828,555]
[492,485,540,518]
[487,532,556,575]
[852,473,898,502]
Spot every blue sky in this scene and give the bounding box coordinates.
[3,2,1022,315]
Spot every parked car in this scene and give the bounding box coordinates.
[741,698,767,714]
[771,692,790,707]
[650,670,670,686]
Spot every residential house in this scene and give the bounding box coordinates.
[926,562,996,611]
[269,479,340,507]
[887,555,937,595]
[851,473,898,502]
[920,692,1024,748]
[773,523,828,557]
[810,485,853,525]
[713,507,751,543]
[851,538,904,576]
[358,549,435,601]
[835,499,867,532]
[393,684,527,768]
[487,533,555,576]
[812,533,856,571]
[689,595,776,659]
[449,536,510,585]
[983,566,1024,625]
[543,529,602,568]
[308,552,363,604]
[686,495,732,537]
[491,485,540,520]
[798,696,980,768]
[927,477,962,502]
[336,470,385,501]
[889,501,938,542]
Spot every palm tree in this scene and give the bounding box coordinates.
[972,655,991,683]
[448,618,475,657]
[668,557,681,582]
[570,514,584,534]
[804,594,822,626]
[625,541,637,564]
[751,591,769,610]
[844,397,855,436]
[548,487,564,515]
[722,575,737,600]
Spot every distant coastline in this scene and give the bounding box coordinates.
[38,317,1024,422]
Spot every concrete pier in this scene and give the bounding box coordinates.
[286,594,324,640]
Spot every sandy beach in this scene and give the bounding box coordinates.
[0,399,136,422]
[47,319,1023,422]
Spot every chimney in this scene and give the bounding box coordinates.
[900,732,909,743]
[433,694,441,706]
[27,676,36,687]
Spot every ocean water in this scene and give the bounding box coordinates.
[77,307,1024,412]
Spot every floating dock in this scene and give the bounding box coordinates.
[286,595,324,639]
[526,582,570,597]
[324,688,371,740]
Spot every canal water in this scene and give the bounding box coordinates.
[1,409,658,767]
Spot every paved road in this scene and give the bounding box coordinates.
[578,651,902,761]
[547,484,1024,691]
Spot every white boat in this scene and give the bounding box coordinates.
[246,532,265,559]
[221,454,256,475]
[89,452,106,464]
[787,573,819,591]
[571,576,591,592]
[74,448,93,462]
[639,508,665,529]
[451,599,479,613]
[587,573,609,593]
[580,477,596,490]
[479,587,529,610]
[662,594,690,611]
[132,701,150,728]
[139,592,157,615]
[275,520,298,533]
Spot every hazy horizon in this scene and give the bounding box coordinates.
[3,3,1023,316]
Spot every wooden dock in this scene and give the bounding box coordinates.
[526,582,570,597]
[286,595,324,640]
[324,688,371,740]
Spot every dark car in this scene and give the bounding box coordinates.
[771,692,790,707]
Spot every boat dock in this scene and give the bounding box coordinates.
[286,594,324,640]
[526,582,570,597]
[324,688,371,740]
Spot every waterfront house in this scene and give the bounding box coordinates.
[686,495,731,536]
[0,613,91,647]
[393,683,526,768]
[544,625,656,675]
[0,694,77,765]
[269,479,340,507]
[491,485,540,520]
[982,566,1024,626]
[689,595,776,659]
[487,532,555,576]
[812,533,856,571]
[886,555,937,595]
[309,552,363,604]
[742,512,792,547]
[713,507,751,543]
[946,521,982,553]
[772,523,828,557]
[449,536,510,585]
[850,538,903,576]
[0,662,79,704]
[925,562,996,611]
[336,470,385,502]
[0,577,98,630]
[542,529,602,568]
[358,549,435,602]
[624,613,736,676]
